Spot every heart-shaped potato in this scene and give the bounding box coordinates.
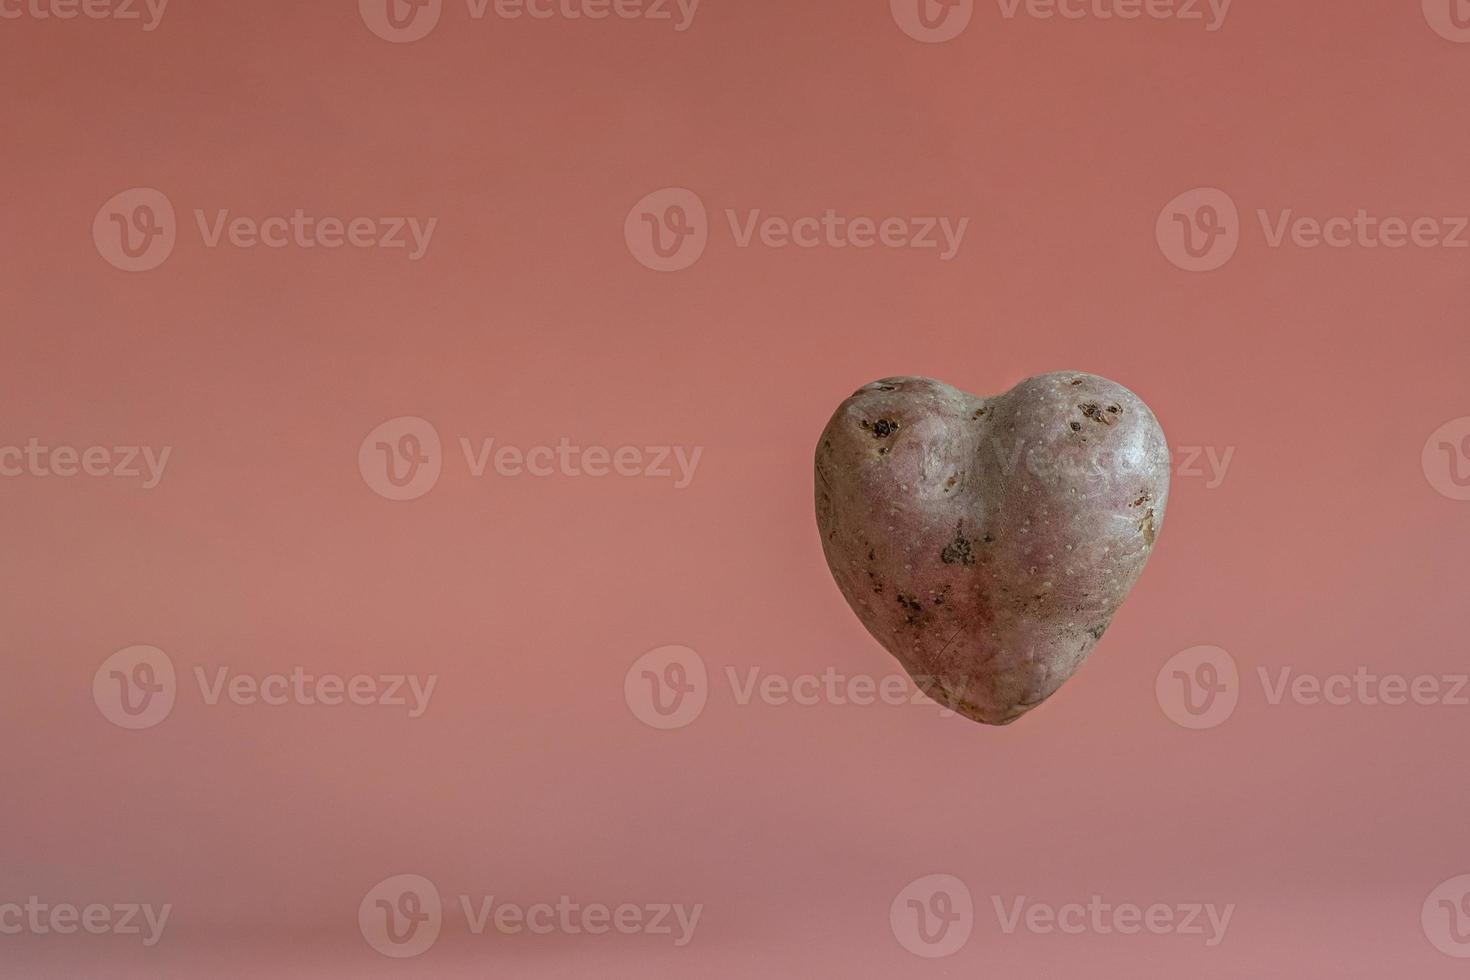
[814,372,1169,725]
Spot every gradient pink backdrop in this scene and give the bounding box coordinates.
[3,0,1469,975]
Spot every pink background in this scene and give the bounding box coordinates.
[3,0,1469,975]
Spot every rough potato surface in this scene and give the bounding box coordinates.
[814,373,1170,725]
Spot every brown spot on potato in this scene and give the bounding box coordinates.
[941,534,975,566]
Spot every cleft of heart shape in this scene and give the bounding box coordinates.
[814,372,1170,725]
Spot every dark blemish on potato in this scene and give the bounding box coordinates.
[872,419,899,438]
[972,408,987,419]
[1130,492,1151,508]
[867,549,876,561]
[816,485,835,540]
[1079,403,1113,426]
[941,534,975,566]
[877,447,890,456]
[1108,404,1123,416]
[896,593,924,624]
[1069,421,1082,432]
[1139,508,1156,545]
[1087,624,1107,640]
[867,569,884,595]
[860,419,870,430]
[982,533,995,544]
[878,384,898,391]
[1070,378,1084,386]
[944,474,959,492]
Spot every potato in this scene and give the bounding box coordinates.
[814,372,1170,725]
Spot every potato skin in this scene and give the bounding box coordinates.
[814,373,1170,725]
